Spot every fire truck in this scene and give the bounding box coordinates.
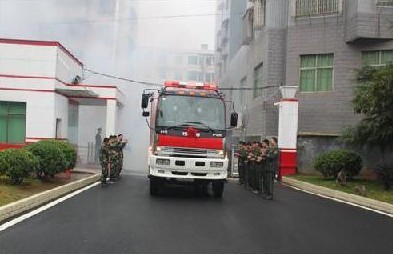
[141,81,238,198]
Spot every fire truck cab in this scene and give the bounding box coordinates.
[141,81,237,198]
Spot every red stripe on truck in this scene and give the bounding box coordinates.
[157,135,223,149]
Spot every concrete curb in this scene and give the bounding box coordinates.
[0,172,100,223]
[282,176,393,215]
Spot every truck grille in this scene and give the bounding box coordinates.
[171,148,207,158]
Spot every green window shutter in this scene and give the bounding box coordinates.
[316,68,332,91]
[0,101,26,144]
[381,50,393,65]
[0,102,8,142]
[316,54,333,91]
[362,51,379,66]
[300,54,333,92]
[301,55,316,68]
[300,69,316,92]
[317,54,333,67]
[8,114,26,143]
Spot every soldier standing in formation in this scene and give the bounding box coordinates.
[99,137,110,185]
[99,134,127,185]
[235,138,279,200]
[117,134,127,175]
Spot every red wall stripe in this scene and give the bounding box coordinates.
[0,38,83,66]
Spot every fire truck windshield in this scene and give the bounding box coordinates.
[156,95,225,130]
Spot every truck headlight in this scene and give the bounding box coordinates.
[210,161,224,168]
[156,158,170,166]
[207,150,224,158]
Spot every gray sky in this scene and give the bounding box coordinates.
[0,0,219,172]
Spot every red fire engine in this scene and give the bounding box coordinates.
[141,81,238,198]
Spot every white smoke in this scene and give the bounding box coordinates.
[0,0,217,172]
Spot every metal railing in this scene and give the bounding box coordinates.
[295,0,340,17]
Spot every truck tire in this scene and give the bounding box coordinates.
[212,180,224,198]
[150,177,162,196]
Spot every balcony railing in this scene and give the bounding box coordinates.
[376,0,393,6]
[295,0,340,17]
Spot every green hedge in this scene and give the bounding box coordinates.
[0,149,38,184]
[26,140,67,179]
[0,151,6,175]
[314,149,362,179]
[43,140,77,170]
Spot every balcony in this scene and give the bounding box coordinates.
[345,0,393,42]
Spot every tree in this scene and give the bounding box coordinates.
[341,64,393,151]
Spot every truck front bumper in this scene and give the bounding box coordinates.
[148,155,228,180]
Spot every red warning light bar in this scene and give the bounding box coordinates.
[164,81,218,91]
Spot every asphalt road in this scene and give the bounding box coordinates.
[1,174,393,254]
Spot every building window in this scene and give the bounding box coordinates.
[0,101,26,144]
[376,0,393,6]
[295,0,340,17]
[253,63,263,98]
[300,54,334,92]
[188,56,198,65]
[362,50,393,68]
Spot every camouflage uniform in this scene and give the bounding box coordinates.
[261,146,279,199]
[117,141,127,175]
[99,142,110,183]
[108,140,121,179]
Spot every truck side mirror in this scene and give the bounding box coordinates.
[230,112,238,127]
[141,94,150,109]
[142,111,150,117]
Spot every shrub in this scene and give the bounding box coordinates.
[26,141,66,179]
[44,140,77,170]
[0,150,7,175]
[314,149,362,179]
[374,164,393,191]
[0,149,38,185]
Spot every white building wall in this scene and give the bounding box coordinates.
[0,43,57,77]
[54,94,69,139]
[55,48,83,84]
[0,90,56,142]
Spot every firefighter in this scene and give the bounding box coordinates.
[99,138,110,185]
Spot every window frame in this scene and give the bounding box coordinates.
[299,54,334,93]
[362,50,393,68]
[0,101,27,144]
[376,0,393,7]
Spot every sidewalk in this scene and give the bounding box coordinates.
[0,168,100,223]
[282,176,393,216]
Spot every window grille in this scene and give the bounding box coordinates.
[376,0,393,6]
[296,0,339,17]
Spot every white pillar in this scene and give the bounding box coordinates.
[276,86,299,177]
[106,100,117,137]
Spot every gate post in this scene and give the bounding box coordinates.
[275,86,298,178]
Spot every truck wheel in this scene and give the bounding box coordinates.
[212,181,224,198]
[150,177,162,196]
